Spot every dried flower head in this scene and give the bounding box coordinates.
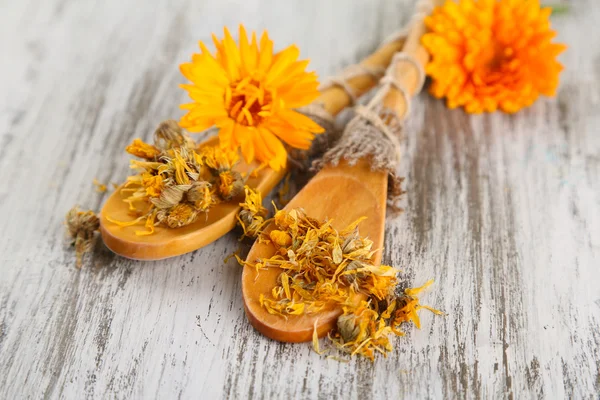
[422,0,566,113]
[154,119,196,151]
[179,25,325,171]
[65,206,99,268]
[200,145,239,172]
[165,203,199,228]
[187,181,213,210]
[218,170,244,201]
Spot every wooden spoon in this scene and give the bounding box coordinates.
[99,38,406,260]
[242,19,431,342]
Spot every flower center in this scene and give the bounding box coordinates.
[227,78,273,127]
[482,41,516,72]
[471,41,519,87]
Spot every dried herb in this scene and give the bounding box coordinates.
[93,178,107,193]
[330,280,443,359]
[65,206,99,268]
[107,120,245,235]
[236,185,269,239]
[237,191,441,359]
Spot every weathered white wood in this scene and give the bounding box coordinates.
[0,0,598,398]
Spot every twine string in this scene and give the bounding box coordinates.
[353,50,426,164]
[318,0,434,108]
[354,105,403,163]
[313,0,437,206]
[319,63,387,105]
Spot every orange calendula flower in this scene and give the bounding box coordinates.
[179,25,324,171]
[422,0,567,114]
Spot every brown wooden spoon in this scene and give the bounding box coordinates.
[242,17,431,342]
[99,38,406,260]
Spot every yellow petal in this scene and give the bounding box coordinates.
[257,31,273,76]
[265,45,299,86]
[277,109,325,132]
[256,127,286,170]
[239,24,257,75]
[237,125,255,163]
[217,118,235,148]
[222,27,241,82]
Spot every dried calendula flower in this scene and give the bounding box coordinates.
[125,138,161,160]
[154,119,196,151]
[328,280,444,360]
[391,280,444,329]
[187,181,214,210]
[237,186,269,239]
[107,120,246,235]
[200,146,239,172]
[65,206,100,268]
[165,203,198,228]
[238,207,441,360]
[217,170,244,201]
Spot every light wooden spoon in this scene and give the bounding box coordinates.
[99,38,406,260]
[242,19,431,342]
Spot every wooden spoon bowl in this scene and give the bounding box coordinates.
[242,160,387,342]
[100,137,286,260]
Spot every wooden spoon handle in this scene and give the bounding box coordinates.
[319,38,405,115]
[380,3,437,114]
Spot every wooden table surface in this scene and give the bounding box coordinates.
[1,0,598,398]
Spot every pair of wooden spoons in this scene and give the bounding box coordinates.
[100,5,433,343]
[99,38,406,260]
[242,16,432,342]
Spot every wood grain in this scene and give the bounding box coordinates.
[0,0,598,399]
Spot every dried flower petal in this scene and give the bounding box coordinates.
[237,186,269,238]
[270,230,292,247]
[93,178,108,193]
[201,146,240,172]
[126,138,161,160]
